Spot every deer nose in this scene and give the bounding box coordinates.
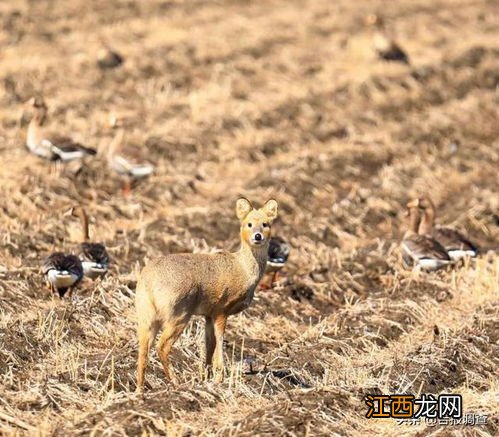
[254,233,263,241]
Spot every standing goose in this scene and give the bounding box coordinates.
[66,206,110,279]
[401,201,451,271]
[26,97,97,161]
[265,236,290,286]
[42,253,84,297]
[416,196,478,261]
[107,128,154,193]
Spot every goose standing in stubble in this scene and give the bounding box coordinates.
[26,97,97,162]
[65,206,110,279]
[401,201,451,271]
[261,236,290,288]
[416,196,478,261]
[107,128,154,193]
[42,253,84,297]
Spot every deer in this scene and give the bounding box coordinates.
[135,198,278,391]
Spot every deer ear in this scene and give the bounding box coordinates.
[236,198,252,221]
[262,199,278,221]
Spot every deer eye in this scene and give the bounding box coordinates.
[247,223,252,228]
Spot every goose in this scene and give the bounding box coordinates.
[261,236,290,288]
[367,14,409,64]
[65,206,110,279]
[42,252,84,297]
[416,196,478,261]
[107,128,154,193]
[97,44,124,70]
[401,202,451,271]
[26,97,96,161]
[373,33,409,64]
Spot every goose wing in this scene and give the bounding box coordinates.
[433,226,477,253]
[42,252,84,279]
[43,134,96,161]
[378,42,409,64]
[402,234,450,262]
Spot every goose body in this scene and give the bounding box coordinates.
[374,33,409,64]
[432,226,477,260]
[97,46,123,69]
[107,129,154,187]
[402,205,451,271]
[267,237,290,271]
[260,236,290,288]
[66,206,110,279]
[401,235,451,271]
[416,196,478,261]
[26,97,96,162]
[110,154,154,178]
[42,253,84,297]
[367,15,410,65]
[80,242,109,279]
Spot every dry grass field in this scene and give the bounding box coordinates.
[0,0,498,435]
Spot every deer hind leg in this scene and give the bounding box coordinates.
[156,315,190,384]
[212,314,227,383]
[136,321,159,393]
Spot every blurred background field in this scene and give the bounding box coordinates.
[0,0,498,435]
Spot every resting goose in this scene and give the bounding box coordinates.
[97,44,124,70]
[374,33,409,64]
[26,97,97,161]
[261,236,290,289]
[42,252,84,297]
[107,128,154,193]
[66,206,110,279]
[416,196,478,261]
[401,202,451,271]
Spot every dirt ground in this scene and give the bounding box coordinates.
[0,0,498,435]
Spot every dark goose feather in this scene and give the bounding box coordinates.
[42,252,83,297]
[80,242,110,265]
[268,237,290,265]
[433,226,477,253]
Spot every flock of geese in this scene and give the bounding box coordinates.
[20,25,475,298]
[22,71,292,298]
[24,93,476,296]
[41,203,290,297]
[42,206,110,297]
[39,193,477,298]
[25,96,154,192]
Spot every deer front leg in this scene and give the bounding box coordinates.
[212,314,227,383]
[204,316,216,377]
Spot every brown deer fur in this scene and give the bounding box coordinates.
[135,198,278,391]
